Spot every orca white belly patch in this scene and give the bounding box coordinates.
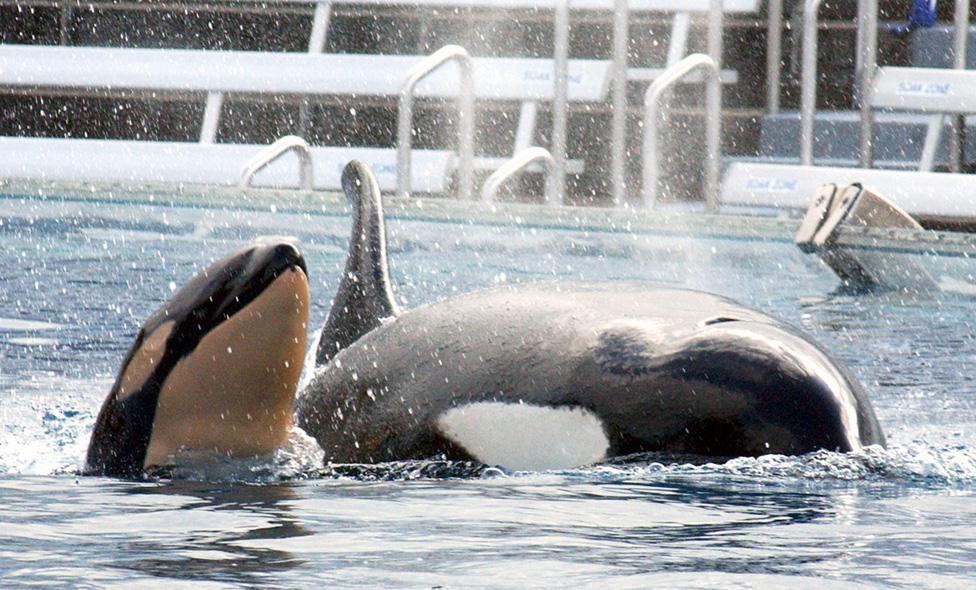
[436,402,609,471]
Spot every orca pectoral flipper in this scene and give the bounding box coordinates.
[795,183,839,253]
[796,183,938,293]
[316,161,400,365]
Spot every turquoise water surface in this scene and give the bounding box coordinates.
[1,195,975,588]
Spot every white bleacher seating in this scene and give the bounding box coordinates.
[0,44,613,190]
[872,67,976,172]
[273,0,758,10]
[872,66,976,114]
[298,0,751,83]
[722,67,976,221]
[0,40,739,191]
[720,162,976,223]
[298,0,760,59]
[0,45,611,102]
[0,137,455,193]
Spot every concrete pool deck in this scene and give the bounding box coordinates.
[2,177,976,259]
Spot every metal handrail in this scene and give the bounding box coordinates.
[551,0,570,204]
[397,45,474,200]
[800,0,825,166]
[481,147,558,204]
[239,135,313,190]
[641,53,720,210]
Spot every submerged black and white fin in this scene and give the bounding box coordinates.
[316,161,400,365]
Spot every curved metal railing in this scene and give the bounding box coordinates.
[239,135,313,190]
[642,53,721,210]
[397,45,474,200]
[481,147,557,204]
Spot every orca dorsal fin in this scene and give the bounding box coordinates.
[316,161,400,365]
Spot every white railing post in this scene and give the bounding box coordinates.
[642,54,720,209]
[397,45,474,200]
[800,0,824,166]
[308,2,332,53]
[200,91,224,144]
[950,0,971,172]
[239,135,313,190]
[299,2,332,135]
[706,0,723,213]
[610,0,629,207]
[481,147,558,204]
[59,4,72,46]
[551,0,570,204]
[857,0,878,168]
[766,0,783,115]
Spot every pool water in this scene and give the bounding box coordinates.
[1,196,975,588]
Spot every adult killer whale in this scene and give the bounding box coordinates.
[294,162,885,470]
[84,162,885,476]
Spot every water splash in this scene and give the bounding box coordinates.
[587,444,976,486]
[150,443,976,486]
[163,427,326,483]
[0,374,103,476]
[318,459,498,481]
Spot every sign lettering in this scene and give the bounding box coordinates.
[895,80,951,97]
[745,178,799,193]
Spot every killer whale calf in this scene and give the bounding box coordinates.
[85,240,310,477]
[295,162,885,470]
[85,161,885,476]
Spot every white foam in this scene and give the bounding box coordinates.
[6,337,57,347]
[437,402,609,471]
[938,276,976,296]
[298,326,324,391]
[0,317,61,331]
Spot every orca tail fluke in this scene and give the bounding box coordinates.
[316,161,400,365]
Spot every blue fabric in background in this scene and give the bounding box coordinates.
[895,0,938,36]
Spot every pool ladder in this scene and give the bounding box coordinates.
[239,135,314,191]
